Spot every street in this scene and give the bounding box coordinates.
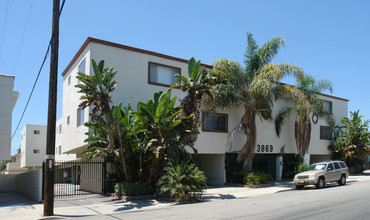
[95,180,370,220]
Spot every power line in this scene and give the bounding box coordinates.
[0,0,10,63]
[11,0,66,141]
[12,0,34,75]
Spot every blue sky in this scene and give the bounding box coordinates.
[1,0,369,155]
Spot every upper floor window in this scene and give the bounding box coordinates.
[322,100,332,114]
[77,108,84,127]
[148,62,180,87]
[320,126,332,140]
[68,75,71,86]
[67,115,70,125]
[33,149,40,154]
[59,124,62,134]
[34,130,40,135]
[78,59,86,73]
[202,113,228,132]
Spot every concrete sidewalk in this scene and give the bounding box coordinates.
[1,175,369,219]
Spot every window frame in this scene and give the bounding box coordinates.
[202,113,228,133]
[322,100,333,115]
[148,62,181,87]
[320,126,332,140]
[77,108,84,127]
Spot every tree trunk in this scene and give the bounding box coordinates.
[295,120,311,158]
[237,108,257,171]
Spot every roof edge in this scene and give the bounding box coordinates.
[62,37,213,76]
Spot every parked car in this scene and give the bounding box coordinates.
[293,161,349,189]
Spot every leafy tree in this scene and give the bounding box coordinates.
[328,110,370,171]
[157,162,207,200]
[136,89,193,184]
[204,33,307,170]
[171,57,215,148]
[76,59,133,182]
[275,74,332,158]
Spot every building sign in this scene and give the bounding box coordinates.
[256,144,274,153]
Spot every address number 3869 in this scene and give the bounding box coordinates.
[256,145,273,153]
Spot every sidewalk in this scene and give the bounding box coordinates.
[1,175,369,219]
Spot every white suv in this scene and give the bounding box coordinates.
[293,161,349,189]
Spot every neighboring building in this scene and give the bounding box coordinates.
[0,74,19,160]
[20,124,46,169]
[4,153,28,174]
[59,37,348,185]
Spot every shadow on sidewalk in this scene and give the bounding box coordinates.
[0,192,38,208]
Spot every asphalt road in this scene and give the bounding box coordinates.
[94,180,370,220]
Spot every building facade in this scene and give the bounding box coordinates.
[20,124,47,169]
[58,38,348,185]
[0,74,19,160]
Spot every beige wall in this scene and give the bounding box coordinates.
[0,75,18,160]
[20,124,46,168]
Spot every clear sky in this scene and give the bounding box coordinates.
[1,0,369,155]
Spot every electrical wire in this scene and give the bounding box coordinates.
[11,0,66,141]
[0,0,10,63]
[12,0,34,75]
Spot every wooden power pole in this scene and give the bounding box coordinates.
[44,0,59,216]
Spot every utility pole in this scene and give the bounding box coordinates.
[44,0,59,216]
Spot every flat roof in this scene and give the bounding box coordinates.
[62,37,213,76]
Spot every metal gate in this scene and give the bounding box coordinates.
[51,160,105,198]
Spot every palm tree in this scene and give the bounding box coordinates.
[275,74,332,158]
[172,57,215,148]
[204,33,308,170]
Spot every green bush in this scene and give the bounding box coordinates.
[349,164,365,175]
[243,171,273,185]
[297,163,309,174]
[157,162,207,200]
[114,181,154,197]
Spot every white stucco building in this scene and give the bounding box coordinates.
[20,124,47,169]
[58,38,348,185]
[0,74,19,161]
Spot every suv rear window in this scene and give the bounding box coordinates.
[339,162,347,168]
[334,162,341,169]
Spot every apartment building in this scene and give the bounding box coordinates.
[0,74,19,160]
[20,124,46,169]
[58,38,348,185]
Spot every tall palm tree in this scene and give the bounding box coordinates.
[204,33,308,170]
[275,74,332,158]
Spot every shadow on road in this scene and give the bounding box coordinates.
[0,192,38,208]
[114,199,157,212]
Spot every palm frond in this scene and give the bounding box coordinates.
[275,107,293,137]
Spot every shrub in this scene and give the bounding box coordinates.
[297,163,309,174]
[243,171,273,185]
[225,152,245,183]
[114,181,154,197]
[157,162,207,200]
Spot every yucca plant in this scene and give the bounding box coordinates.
[157,162,207,201]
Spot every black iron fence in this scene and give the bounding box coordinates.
[52,160,105,198]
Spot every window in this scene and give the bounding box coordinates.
[57,145,62,155]
[33,149,40,154]
[334,162,341,169]
[322,100,332,114]
[327,163,334,170]
[320,126,332,140]
[78,59,86,84]
[148,62,180,87]
[67,115,70,125]
[77,108,84,127]
[202,113,228,132]
[68,75,71,85]
[34,130,40,135]
[59,124,62,134]
[78,59,86,73]
[339,162,347,168]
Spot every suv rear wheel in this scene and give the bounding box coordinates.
[338,175,346,186]
[316,177,325,189]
